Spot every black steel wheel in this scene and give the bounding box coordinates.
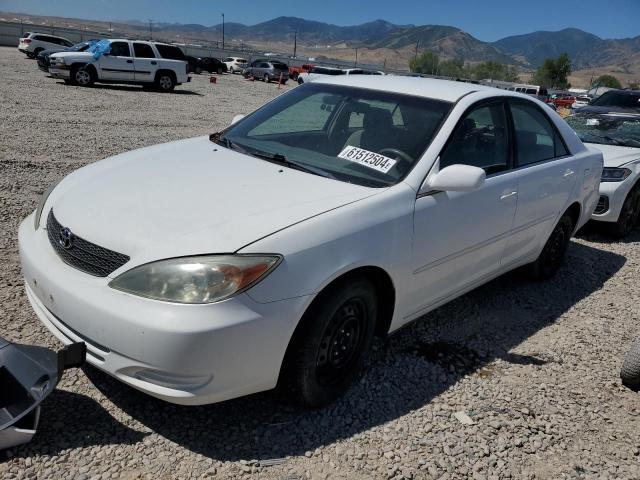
[281,276,377,407]
[526,214,574,280]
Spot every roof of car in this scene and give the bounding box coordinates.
[315,75,500,102]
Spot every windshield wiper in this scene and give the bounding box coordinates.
[245,149,335,179]
[602,135,633,147]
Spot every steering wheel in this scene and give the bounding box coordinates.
[377,148,413,164]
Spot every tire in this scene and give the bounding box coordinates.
[155,72,175,92]
[33,47,43,57]
[217,66,223,75]
[298,77,304,85]
[621,338,640,390]
[282,276,378,407]
[609,187,640,238]
[526,214,574,280]
[264,73,270,83]
[26,52,35,59]
[71,65,95,87]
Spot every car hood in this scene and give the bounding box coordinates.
[586,143,640,167]
[575,105,640,115]
[50,51,93,61]
[49,136,378,271]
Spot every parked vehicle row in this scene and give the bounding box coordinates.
[184,55,228,75]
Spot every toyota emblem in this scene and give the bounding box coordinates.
[58,227,74,250]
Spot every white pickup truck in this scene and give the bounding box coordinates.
[49,39,190,92]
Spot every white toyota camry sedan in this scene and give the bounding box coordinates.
[19,77,603,407]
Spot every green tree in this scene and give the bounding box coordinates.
[469,61,519,82]
[532,53,572,89]
[409,49,439,74]
[594,74,622,89]
[438,58,464,78]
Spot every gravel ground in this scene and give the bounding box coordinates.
[1,45,640,479]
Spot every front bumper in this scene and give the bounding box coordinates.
[592,177,636,223]
[49,67,70,79]
[19,214,309,405]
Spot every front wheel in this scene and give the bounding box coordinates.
[525,214,574,280]
[71,65,95,87]
[282,276,377,407]
[298,77,304,85]
[609,187,640,238]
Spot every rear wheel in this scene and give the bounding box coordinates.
[217,66,223,74]
[155,72,175,92]
[526,214,574,280]
[33,47,43,57]
[609,187,640,238]
[263,73,270,83]
[282,276,377,407]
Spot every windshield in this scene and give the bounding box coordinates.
[591,91,640,108]
[216,83,452,187]
[566,114,640,148]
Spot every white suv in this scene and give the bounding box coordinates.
[19,33,73,59]
[49,39,190,91]
[223,56,248,74]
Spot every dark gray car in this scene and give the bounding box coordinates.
[243,60,289,83]
[576,89,640,115]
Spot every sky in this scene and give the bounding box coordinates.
[0,0,638,41]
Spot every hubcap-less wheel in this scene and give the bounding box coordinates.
[75,69,91,86]
[615,190,640,237]
[316,298,366,386]
[159,75,173,90]
[264,74,269,83]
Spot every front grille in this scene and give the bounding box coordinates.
[46,210,129,277]
[594,195,609,215]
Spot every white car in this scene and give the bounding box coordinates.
[297,66,345,84]
[566,113,640,236]
[572,95,592,111]
[18,32,73,59]
[19,77,602,407]
[49,39,190,91]
[223,56,248,74]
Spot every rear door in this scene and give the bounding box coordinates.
[99,41,134,81]
[132,42,158,82]
[501,99,579,265]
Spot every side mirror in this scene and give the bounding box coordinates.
[230,114,245,126]
[423,164,486,193]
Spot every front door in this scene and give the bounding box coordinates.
[408,101,519,318]
[99,41,134,81]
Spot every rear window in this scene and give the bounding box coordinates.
[133,43,155,58]
[155,44,185,60]
[271,62,288,69]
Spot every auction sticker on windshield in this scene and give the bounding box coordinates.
[338,146,397,174]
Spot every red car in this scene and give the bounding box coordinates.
[552,94,576,108]
[288,63,314,80]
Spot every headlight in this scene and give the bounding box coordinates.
[34,180,60,229]
[601,167,632,182]
[109,255,281,304]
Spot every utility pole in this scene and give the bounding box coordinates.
[222,13,225,50]
[148,19,153,39]
[293,29,297,59]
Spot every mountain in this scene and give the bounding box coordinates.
[492,28,603,67]
[369,25,515,63]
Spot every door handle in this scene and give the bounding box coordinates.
[499,191,518,201]
[563,169,575,178]
[151,61,157,65]
[126,59,133,64]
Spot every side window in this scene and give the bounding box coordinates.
[155,45,185,60]
[510,102,566,166]
[109,41,131,57]
[133,43,155,58]
[440,102,510,175]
